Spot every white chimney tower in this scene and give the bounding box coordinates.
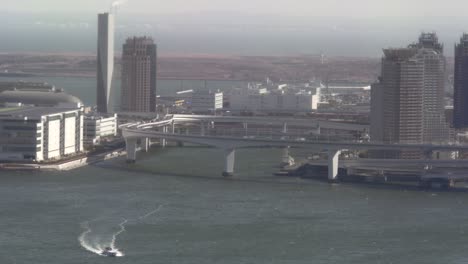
[97,13,114,113]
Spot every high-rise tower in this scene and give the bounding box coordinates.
[453,34,468,128]
[370,33,448,158]
[97,13,114,113]
[120,37,157,113]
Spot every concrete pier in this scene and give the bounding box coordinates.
[126,138,137,163]
[201,122,206,136]
[162,126,168,147]
[142,138,150,152]
[223,149,236,177]
[328,149,342,182]
[420,177,456,189]
[281,146,294,167]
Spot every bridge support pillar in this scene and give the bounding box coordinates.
[424,150,433,159]
[223,149,236,177]
[328,149,341,182]
[126,138,137,163]
[281,146,293,167]
[201,122,206,136]
[162,126,168,147]
[142,137,150,152]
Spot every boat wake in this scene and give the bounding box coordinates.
[110,219,128,252]
[78,205,164,257]
[138,205,164,220]
[78,219,125,257]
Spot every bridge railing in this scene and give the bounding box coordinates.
[153,125,361,144]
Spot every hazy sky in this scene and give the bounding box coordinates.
[3,0,466,17]
[2,0,468,56]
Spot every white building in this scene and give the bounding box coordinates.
[191,91,223,114]
[229,90,318,113]
[83,114,118,146]
[0,107,84,162]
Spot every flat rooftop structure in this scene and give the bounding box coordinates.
[0,106,81,121]
[0,90,82,107]
[0,81,58,92]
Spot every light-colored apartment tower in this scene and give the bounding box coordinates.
[97,13,114,113]
[370,33,448,158]
[120,37,157,113]
[414,33,447,143]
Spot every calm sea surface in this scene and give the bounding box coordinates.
[1,77,468,263]
[2,147,468,264]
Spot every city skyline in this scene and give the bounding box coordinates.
[3,2,468,263]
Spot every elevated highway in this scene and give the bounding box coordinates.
[121,115,468,181]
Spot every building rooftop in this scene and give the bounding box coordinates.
[0,106,81,121]
[84,113,117,120]
[0,90,82,107]
[383,48,419,60]
[0,81,58,92]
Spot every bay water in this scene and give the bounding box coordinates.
[1,76,468,263]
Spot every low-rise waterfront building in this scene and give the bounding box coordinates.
[83,114,118,147]
[0,107,84,162]
[228,90,318,113]
[191,90,223,114]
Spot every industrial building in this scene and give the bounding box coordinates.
[120,36,157,113]
[228,90,318,114]
[97,12,115,113]
[83,114,118,147]
[0,107,84,162]
[191,90,223,114]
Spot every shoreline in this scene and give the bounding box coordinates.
[0,149,126,172]
[277,162,468,190]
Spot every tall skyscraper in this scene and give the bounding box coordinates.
[120,37,157,113]
[412,33,447,143]
[453,34,468,128]
[97,13,114,113]
[370,33,448,158]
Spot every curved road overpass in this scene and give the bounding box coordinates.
[121,115,468,180]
